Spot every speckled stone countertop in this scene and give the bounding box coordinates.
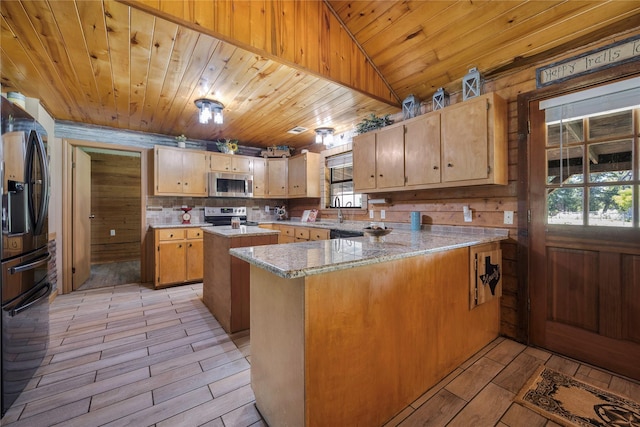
[148,223,211,229]
[230,226,509,279]
[203,225,279,238]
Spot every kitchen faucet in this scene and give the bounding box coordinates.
[335,197,343,223]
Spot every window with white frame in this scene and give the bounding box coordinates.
[327,152,362,208]
[541,78,639,228]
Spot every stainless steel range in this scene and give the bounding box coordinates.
[204,206,248,226]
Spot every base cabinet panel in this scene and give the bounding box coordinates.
[153,227,203,288]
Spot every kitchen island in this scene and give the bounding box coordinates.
[202,226,279,333]
[230,227,507,427]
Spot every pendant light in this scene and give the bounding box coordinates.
[194,99,224,124]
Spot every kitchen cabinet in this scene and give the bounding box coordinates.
[210,152,253,174]
[151,146,208,196]
[441,92,507,185]
[354,92,507,193]
[353,124,404,191]
[272,224,330,243]
[267,158,288,197]
[153,227,203,288]
[253,157,267,197]
[287,152,321,198]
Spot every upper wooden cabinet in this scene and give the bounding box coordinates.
[253,157,267,197]
[287,152,320,198]
[267,158,288,197]
[354,92,507,193]
[441,93,507,185]
[150,146,208,196]
[210,152,253,174]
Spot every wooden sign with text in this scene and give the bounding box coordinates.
[537,34,640,88]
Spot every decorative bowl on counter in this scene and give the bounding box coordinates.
[363,226,392,242]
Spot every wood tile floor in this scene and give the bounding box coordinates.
[77,261,141,291]
[2,282,639,426]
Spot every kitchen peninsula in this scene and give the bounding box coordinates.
[230,226,508,427]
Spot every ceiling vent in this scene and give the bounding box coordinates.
[287,126,308,134]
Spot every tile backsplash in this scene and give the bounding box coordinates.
[146,197,287,226]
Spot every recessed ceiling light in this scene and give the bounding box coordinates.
[287,126,308,134]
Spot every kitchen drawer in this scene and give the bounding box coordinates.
[309,228,330,241]
[157,229,186,241]
[187,228,203,239]
[295,228,310,240]
[280,226,295,237]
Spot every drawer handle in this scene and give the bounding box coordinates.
[447,163,453,167]
[433,166,439,170]
[370,174,374,178]
[169,234,173,237]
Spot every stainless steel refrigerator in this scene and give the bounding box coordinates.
[1,96,51,417]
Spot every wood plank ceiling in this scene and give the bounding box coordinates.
[1,1,639,150]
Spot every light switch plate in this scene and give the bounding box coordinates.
[265,206,270,213]
[504,211,514,225]
[381,210,386,219]
[369,209,374,219]
[110,229,116,236]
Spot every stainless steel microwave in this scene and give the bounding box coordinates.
[208,172,253,198]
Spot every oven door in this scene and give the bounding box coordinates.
[208,173,253,198]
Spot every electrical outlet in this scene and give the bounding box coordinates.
[110,229,116,236]
[504,211,514,225]
[381,210,386,219]
[369,209,374,219]
[265,205,270,213]
[463,206,472,222]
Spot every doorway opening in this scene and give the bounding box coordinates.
[63,140,148,294]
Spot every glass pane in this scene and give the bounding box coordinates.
[546,146,584,184]
[589,110,633,139]
[547,187,584,225]
[331,165,353,182]
[330,182,362,208]
[546,119,583,146]
[588,139,633,183]
[588,185,633,227]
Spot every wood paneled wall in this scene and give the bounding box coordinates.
[290,26,640,341]
[90,151,142,264]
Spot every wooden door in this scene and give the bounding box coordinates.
[441,95,488,182]
[353,132,376,191]
[529,100,640,380]
[72,147,91,290]
[186,239,203,281]
[267,158,287,197]
[405,114,441,186]
[375,125,405,189]
[157,241,186,285]
[232,156,253,174]
[210,152,232,172]
[287,155,305,196]
[181,150,208,196]
[253,158,266,197]
[155,146,183,194]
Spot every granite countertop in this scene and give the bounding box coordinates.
[149,223,211,229]
[203,225,279,237]
[230,227,508,279]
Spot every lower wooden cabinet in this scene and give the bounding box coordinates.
[153,227,203,288]
[271,224,330,243]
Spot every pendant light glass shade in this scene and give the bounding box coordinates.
[315,127,335,145]
[195,99,224,124]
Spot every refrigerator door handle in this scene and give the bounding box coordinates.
[25,129,50,236]
[9,252,52,275]
[9,280,51,317]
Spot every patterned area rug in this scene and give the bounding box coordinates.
[516,366,640,426]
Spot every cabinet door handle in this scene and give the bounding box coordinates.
[189,243,192,247]
[447,163,453,167]
[177,181,181,185]
[169,234,173,237]
[379,174,383,177]
[433,166,439,170]
[178,244,182,248]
